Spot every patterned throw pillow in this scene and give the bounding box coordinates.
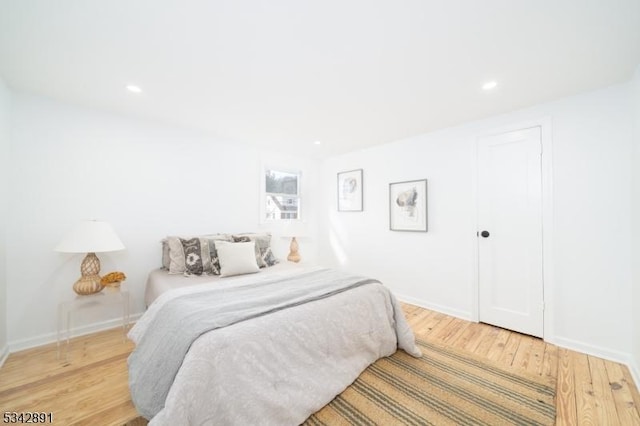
[203,234,233,275]
[232,233,278,268]
[167,237,212,275]
[181,238,212,275]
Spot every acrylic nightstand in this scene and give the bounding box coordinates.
[56,288,130,360]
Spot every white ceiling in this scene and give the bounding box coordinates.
[1,1,639,158]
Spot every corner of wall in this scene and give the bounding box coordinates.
[395,294,473,322]
[0,344,8,368]
[631,63,640,382]
[0,75,11,362]
[629,356,640,393]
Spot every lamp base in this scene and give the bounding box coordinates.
[287,237,301,263]
[73,253,104,295]
[73,275,103,295]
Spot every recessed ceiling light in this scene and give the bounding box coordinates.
[313,140,322,145]
[126,84,142,93]
[482,81,497,91]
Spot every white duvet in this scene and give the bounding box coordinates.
[129,267,420,425]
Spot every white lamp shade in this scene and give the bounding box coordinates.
[55,220,125,253]
[281,220,309,238]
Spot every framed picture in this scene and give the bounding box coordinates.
[389,179,427,232]
[337,169,363,211]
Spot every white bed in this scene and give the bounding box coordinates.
[144,261,307,307]
[130,265,421,425]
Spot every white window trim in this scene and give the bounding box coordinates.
[260,164,303,224]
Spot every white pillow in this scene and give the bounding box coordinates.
[215,241,260,277]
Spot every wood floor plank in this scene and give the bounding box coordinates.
[543,343,559,380]
[460,322,493,353]
[623,365,640,420]
[485,328,511,361]
[588,356,620,425]
[407,308,439,334]
[424,314,455,342]
[604,359,640,425]
[451,322,482,350]
[74,399,139,426]
[441,320,471,346]
[512,334,535,370]
[496,332,521,367]
[433,317,466,342]
[473,325,500,357]
[526,337,546,376]
[401,304,420,316]
[573,351,598,426]
[556,348,578,426]
[414,310,446,335]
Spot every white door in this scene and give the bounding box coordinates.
[477,127,544,337]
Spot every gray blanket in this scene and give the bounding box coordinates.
[128,268,385,419]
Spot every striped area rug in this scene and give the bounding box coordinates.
[128,339,556,426]
[303,339,556,426]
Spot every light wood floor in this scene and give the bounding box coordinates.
[1,304,639,425]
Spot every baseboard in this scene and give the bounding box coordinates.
[396,293,473,322]
[551,336,632,366]
[0,344,9,368]
[629,357,640,391]
[8,312,143,353]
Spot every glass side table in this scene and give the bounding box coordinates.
[56,288,130,360]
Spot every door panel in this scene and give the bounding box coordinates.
[477,127,543,337]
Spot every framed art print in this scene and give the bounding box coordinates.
[337,169,363,211]
[389,179,427,231]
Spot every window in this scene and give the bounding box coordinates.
[264,168,301,221]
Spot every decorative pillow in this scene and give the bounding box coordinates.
[181,237,212,275]
[167,237,212,275]
[167,237,186,274]
[232,233,278,268]
[215,241,260,277]
[161,239,170,269]
[232,235,252,243]
[202,234,233,275]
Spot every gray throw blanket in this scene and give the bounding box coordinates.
[128,268,381,419]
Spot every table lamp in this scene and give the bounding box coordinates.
[282,220,307,263]
[55,220,125,295]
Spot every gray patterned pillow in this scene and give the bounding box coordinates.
[203,234,233,275]
[232,233,278,268]
[167,237,212,275]
[181,238,212,275]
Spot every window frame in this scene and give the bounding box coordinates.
[261,165,303,223]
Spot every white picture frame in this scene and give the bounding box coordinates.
[389,179,427,232]
[337,169,363,212]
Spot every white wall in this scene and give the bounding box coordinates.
[632,66,640,381]
[6,92,320,350]
[0,76,10,363]
[320,82,634,362]
[4,77,637,368]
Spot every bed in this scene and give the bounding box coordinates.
[128,235,421,425]
[143,261,309,307]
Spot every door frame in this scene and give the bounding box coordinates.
[470,117,554,341]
